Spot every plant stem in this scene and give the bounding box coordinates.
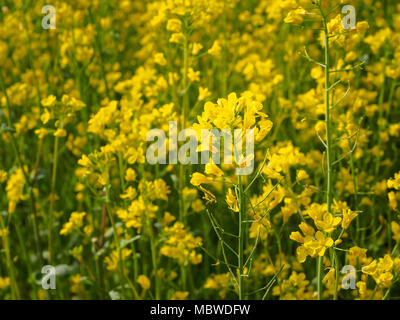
[144,200,160,299]
[0,214,20,299]
[317,3,334,300]
[179,19,189,223]
[333,249,340,300]
[238,175,246,300]
[105,185,134,300]
[48,135,59,265]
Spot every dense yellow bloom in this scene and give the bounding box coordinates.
[166,19,182,33]
[0,0,399,301]
[116,196,158,231]
[204,273,231,298]
[105,248,132,272]
[160,222,202,265]
[41,95,57,108]
[6,168,26,214]
[296,231,334,263]
[60,212,86,235]
[362,255,394,288]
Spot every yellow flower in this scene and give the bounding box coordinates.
[0,277,10,289]
[171,291,189,300]
[166,19,182,33]
[296,169,309,181]
[342,209,359,229]
[192,199,205,212]
[187,68,200,82]
[322,268,336,289]
[54,128,67,137]
[205,162,223,177]
[160,222,202,264]
[284,8,306,24]
[41,109,51,124]
[69,246,83,259]
[6,168,26,214]
[169,32,184,44]
[120,187,137,200]
[154,52,167,66]
[388,171,400,190]
[392,221,400,242]
[41,95,57,108]
[125,168,137,182]
[60,212,86,235]
[190,172,211,186]
[356,21,369,34]
[299,222,315,236]
[314,212,342,233]
[105,248,132,272]
[208,40,221,57]
[137,275,151,290]
[376,272,393,288]
[226,188,239,212]
[290,231,304,243]
[388,191,397,211]
[34,128,48,139]
[198,86,211,101]
[192,42,203,55]
[162,211,176,226]
[78,154,92,167]
[302,231,334,259]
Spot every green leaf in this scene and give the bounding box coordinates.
[120,235,141,249]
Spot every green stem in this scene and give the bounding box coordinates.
[333,249,340,300]
[0,214,20,299]
[317,3,334,300]
[48,135,59,265]
[145,203,160,299]
[178,19,189,223]
[317,255,323,300]
[117,153,140,288]
[238,175,246,300]
[105,185,129,300]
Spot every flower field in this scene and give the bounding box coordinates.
[0,0,400,300]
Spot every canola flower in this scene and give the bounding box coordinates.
[0,0,399,301]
